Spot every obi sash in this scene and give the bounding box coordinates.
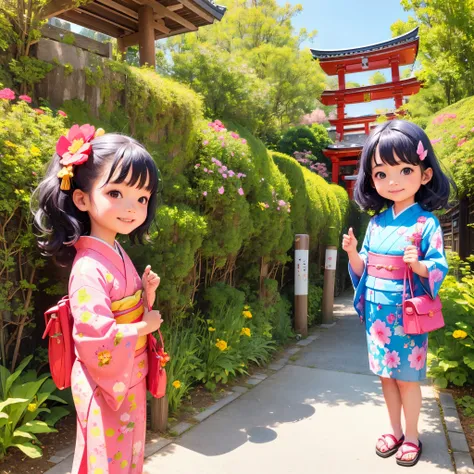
[111,290,147,355]
[367,252,406,280]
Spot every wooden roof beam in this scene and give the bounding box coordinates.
[176,0,213,22]
[96,0,139,20]
[77,7,135,33]
[134,0,197,31]
[60,9,124,37]
[153,16,170,34]
[42,0,93,18]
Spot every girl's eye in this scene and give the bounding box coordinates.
[374,172,386,179]
[401,168,413,175]
[138,196,148,205]
[108,190,122,199]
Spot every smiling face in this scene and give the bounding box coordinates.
[371,146,433,213]
[73,161,151,245]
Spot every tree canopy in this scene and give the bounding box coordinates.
[157,0,327,142]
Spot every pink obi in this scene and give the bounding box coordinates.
[367,252,405,280]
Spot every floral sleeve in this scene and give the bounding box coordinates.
[70,259,138,411]
[349,219,372,289]
[418,216,448,298]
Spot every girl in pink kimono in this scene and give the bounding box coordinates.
[33,124,163,473]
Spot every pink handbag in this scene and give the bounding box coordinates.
[402,266,444,335]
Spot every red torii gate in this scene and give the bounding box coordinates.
[311,27,421,197]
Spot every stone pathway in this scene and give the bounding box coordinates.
[45,292,474,473]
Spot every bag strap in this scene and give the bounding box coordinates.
[146,302,165,353]
[403,263,415,306]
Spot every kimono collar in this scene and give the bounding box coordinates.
[391,202,420,220]
[74,236,125,276]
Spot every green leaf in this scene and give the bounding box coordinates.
[0,398,28,412]
[439,360,459,371]
[12,442,42,458]
[5,355,33,395]
[434,377,448,388]
[17,420,57,434]
[46,395,68,404]
[42,406,69,427]
[0,365,10,399]
[463,355,474,370]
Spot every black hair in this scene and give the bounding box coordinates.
[32,133,161,265]
[353,120,456,214]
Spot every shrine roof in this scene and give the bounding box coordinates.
[311,27,419,61]
[43,0,226,44]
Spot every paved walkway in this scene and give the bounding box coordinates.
[144,293,454,473]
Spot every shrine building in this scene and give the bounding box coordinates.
[311,27,421,197]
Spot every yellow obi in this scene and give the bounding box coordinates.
[111,290,147,352]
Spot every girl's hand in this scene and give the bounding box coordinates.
[142,265,160,310]
[403,245,419,265]
[140,308,163,335]
[404,245,428,277]
[342,228,358,255]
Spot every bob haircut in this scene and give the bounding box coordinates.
[353,120,455,214]
[32,133,161,265]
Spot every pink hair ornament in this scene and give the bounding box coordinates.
[416,140,428,161]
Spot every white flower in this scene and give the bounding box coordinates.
[120,412,130,423]
[113,382,126,393]
[133,441,142,456]
[394,325,406,337]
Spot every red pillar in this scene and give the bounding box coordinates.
[331,158,340,184]
[364,122,369,135]
[337,65,346,90]
[391,57,400,83]
[336,100,345,141]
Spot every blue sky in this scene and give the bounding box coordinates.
[285,0,411,116]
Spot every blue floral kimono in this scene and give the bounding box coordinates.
[349,203,448,381]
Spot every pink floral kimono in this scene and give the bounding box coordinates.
[70,236,148,474]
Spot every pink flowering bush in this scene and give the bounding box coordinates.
[293,150,329,179]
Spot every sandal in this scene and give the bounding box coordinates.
[375,434,405,458]
[396,440,423,467]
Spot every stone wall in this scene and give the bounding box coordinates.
[33,37,122,116]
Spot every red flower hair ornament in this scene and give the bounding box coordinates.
[56,124,105,190]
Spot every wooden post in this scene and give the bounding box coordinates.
[459,197,469,260]
[150,395,168,432]
[138,5,156,68]
[294,234,309,337]
[117,36,126,60]
[322,244,337,324]
[331,157,340,184]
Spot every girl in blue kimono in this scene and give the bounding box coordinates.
[342,120,454,467]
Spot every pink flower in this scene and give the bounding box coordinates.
[228,170,235,177]
[387,313,396,324]
[19,94,32,103]
[369,354,381,373]
[278,200,286,206]
[432,231,443,250]
[471,127,474,133]
[34,108,44,115]
[238,187,244,196]
[241,139,247,144]
[377,304,382,310]
[203,167,208,172]
[203,191,207,196]
[230,151,234,157]
[430,138,442,145]
[0,88,15,100]
[221,142,226,147]
[370,320,392,348]
[451,134,457,139]
[430,268,444,283]
[203,140,209,146]
[194,163,201,169]
[56,124,95,166]
[218,186,225,195]
[223,174,228,179]
[408,345,426,370]
[384,350,401,369]
[231,132,239,139]
[457,138,467,147]
[461,124,466,128]
[58,110,67,117]
[417,216,427,224]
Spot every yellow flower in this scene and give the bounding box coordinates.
[27,402,37,412]
[215,340,228,351]
[453,330,468,339]
[242,310,252,319]
[4,140,16,148]
[172,380,181,389]
[243,305,250,310]
[97,350,112,367]
[258,202,267,210]
[30,145,41,157]
[77,288,91,304]
[208,327,216,332]
[240,327,251,337]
